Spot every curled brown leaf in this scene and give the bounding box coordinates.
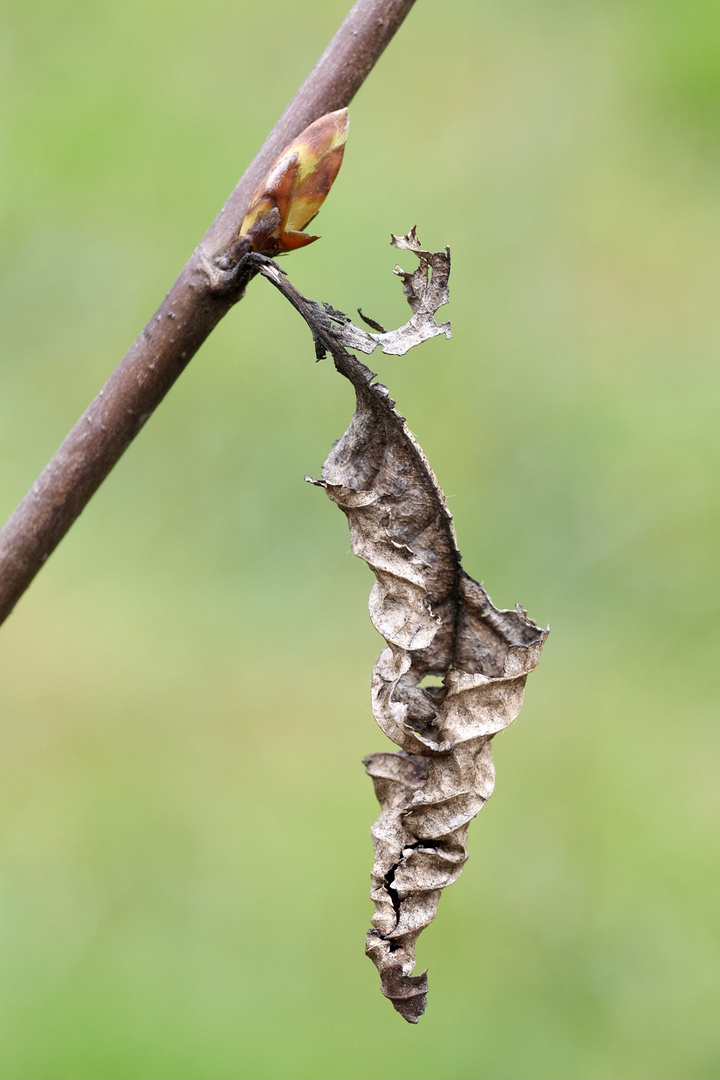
[252,233,547,1024]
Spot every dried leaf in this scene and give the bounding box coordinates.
[314,358,546,1022]
[252,234,547,1024]
[254,227,451,357]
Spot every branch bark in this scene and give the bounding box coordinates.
[0,0,417,627]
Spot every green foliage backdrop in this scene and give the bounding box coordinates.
[1,1,719,1077]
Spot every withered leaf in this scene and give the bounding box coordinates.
[252,233,547,1024]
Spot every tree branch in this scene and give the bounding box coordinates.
[0,0,417,627]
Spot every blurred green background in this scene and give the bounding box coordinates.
[1,1,719,1077]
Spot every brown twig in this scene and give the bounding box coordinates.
[0,0,417,627]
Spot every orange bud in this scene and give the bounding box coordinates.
[239,109,348,256]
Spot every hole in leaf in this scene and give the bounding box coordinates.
[417,673,445,688]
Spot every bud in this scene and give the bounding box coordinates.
[239,109,348,256]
